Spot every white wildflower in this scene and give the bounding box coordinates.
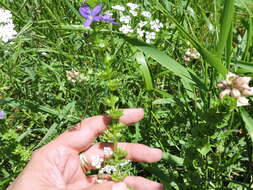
[145,31,156,43]
[127,3,139,10]
[0,23,17,43]
[99,165,117,174]
[91,155,104,169]
[129,9,138,17]
[137,28,145,37]
[119,25,133,34]
[0,8,17,43]
[150,19,163,32]
[0,8,12,24]
[112,5,125,12]
[138,21,148,28]
[119,15,131,24]
[141,11,151,18]
[104,147,113,156]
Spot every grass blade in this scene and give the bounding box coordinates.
[135,52,153,91]
[216,0,235,56]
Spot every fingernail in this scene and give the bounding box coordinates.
[112,182,128,190]
[152,148,163,155]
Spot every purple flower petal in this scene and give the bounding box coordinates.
[93,16,103,21]
[91,3,102,16]
[79,4,91,19]
[83,19,93,27]
[101,14,118,25]
[0,111,5,119]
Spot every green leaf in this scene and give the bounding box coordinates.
[240,108,253,143]
[162,10,227,75]
[198,143,212,156]
[217,0,235,56]
[33,123,58,149]
[135,52,153,91]
[163,152,184,166]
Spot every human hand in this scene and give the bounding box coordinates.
[7,109,164,190]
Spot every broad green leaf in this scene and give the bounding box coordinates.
[198,143,212,156]
[163,152,184,166]
[241,109,253,143]
[135,52,153,91]
[217,0,235,56]
[33,123,58,149]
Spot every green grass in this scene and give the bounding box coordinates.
[1,0,253,189]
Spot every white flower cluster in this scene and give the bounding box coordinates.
[99,164,117,174]
[0,8,17,43]
[183,48,201,62]
[111,3,164,43]
[66,69,81,83]
[91,155,104,169]
[218,72,253,107]
[104,147,113,156]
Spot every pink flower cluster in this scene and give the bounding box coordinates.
[218,72,253,107]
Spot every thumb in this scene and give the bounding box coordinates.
[82,182,128,190]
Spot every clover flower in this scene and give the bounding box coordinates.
[66,69,83,83]
[183,48,201,62]
[79,4,116,27]
[0,8,17,43]
[218,72,253,107]
[0,111,5,119]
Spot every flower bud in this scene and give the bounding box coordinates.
[231,88,241,98]
[237,97,250,107]
[219,89,231,99]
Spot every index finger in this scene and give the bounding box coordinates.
[54,108,144,152]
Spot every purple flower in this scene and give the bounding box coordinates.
[0,111,5,119]
[79,3,117,27]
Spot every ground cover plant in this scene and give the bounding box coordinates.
[1,0,253,189]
